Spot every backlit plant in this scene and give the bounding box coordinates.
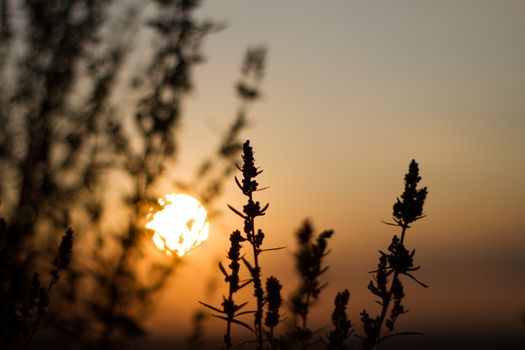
[201,140,284,349]
[201,142,428,350]
[359,160,428,350]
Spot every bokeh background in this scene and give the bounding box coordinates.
[140,0,525,348]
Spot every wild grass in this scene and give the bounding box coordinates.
[0,226,74,349]
[0,2,431,347]
[200,140,283,349]
[0,2,266,347]
[201,140,428,350]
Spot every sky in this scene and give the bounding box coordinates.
[140,0,525,348]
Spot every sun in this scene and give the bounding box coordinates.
[146,193,209,257]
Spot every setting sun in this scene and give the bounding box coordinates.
[146,193,209,257]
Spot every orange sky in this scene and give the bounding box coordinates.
[135,0,525,347]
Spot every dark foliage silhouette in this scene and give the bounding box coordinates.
[201,140,284,349]
[264,276,283,348]
[0,0,266,348]
[201,143,428,350]
[0,1,433,348]
[0,226,74,349]
[324,289,352,350]
[359,159,428,350]
[289,220,334,349]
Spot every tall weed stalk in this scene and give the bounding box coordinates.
[201,140,284,349]
[290,220,334,349]
[201,142,429,350]
[360,159,428,349]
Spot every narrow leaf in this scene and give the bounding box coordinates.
[260,202,269,213]
[234,301,249,312]
[242,257,254,273]
[239,279,253,289]
[403,272,429,288]
[234,176,243,191]
[199,301,224,314]
[227,204,246,219]
[260,246,286,252]
[236,310,256,316]
[212,315,255,334]
[218,262,229,278]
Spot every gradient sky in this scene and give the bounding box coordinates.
[141,0,525,347]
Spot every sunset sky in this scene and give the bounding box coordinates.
[141,1,525,348]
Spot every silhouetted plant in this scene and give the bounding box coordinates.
[288,220,334,349]
[265,276,283,348]
[0,226,74,349]
[360,159,428,350]
[199,145,430,350]
[322,289,352,350]
[0,1,266,347]
[229,140,269,349]
[202,140,284,349]
[91,2,221,346]
[200,230,254,349]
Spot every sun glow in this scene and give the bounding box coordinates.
[146,193,209,257]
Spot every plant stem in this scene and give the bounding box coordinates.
[24,277,58,350]
[225,287,234,350]
[372,226,407,350]
[300,293,311,350]
[248,193,264,349]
